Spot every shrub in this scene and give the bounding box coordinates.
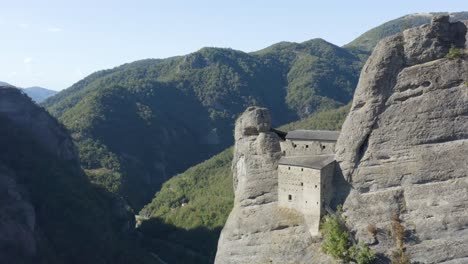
[445,45,462,60]
[391,213,409,264]
[350,243,376,264]
[321,208,375,264]
[367,223,377,238]
[391,214,405,250]
[391,249,410,264]
[321,214,351,260]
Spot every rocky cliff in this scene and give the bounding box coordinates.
[0,86,149,264]
[336,15,468,263]
[215,107,333,263]
[0,86,77,262]
[217,15,468,264]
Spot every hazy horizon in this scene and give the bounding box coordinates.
[1,0,466,91]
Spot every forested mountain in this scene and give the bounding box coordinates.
[344,11,468,54]
[3,11,467,264]
[43,38,362,210]
[0,86,156,264]
[0,81,13,86]
[0,81,57,102]
[41,10,468,218]
[22,86,57,103]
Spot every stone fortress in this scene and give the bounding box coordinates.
[217,15,468,263]
[276,129,338,236]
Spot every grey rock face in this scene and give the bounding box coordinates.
[336,16,468,263]
[0,167,36,261]
[0,86,76,160]
[216,107,334,263]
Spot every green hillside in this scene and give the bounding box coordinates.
[43,39,362,210]
[344,12,468,54]
[0,89,156,264]
[139,104,351,263]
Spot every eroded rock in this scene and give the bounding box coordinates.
[336,16,468,263]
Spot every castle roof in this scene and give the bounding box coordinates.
[285,130,339,141]
[278,155,335,170]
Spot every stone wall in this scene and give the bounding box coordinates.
[216,107,336,263]
[278,165,321,215]
[281,139,336,156]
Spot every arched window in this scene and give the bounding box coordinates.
[288,194,292,201]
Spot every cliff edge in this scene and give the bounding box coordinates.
[336,15,468,262]
[215,107,333,263]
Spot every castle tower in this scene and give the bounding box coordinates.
[277,130,338,236]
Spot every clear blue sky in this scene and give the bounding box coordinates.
[1,0,466,90]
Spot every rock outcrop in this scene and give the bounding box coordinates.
[0,86,137,264]
[215,107,333,263]
[0,87,77,262]
[0,87,76,160]
[336,16,468,263]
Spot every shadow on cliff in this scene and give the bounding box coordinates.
[138,218,221,264]
[330,162,352,210]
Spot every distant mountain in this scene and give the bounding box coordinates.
[22,86,57,103]
[0,81,13,86]
[344,11,468,54]
[0,81,57,102]
[43,39,363,210]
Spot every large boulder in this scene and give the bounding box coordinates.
[336,15,468,263]
[216,107,333,263]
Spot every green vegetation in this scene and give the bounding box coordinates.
[344,12,468,54]
[320,207,375,264]
[344,14,431,54]
[43,40,362,210]
[138,148,233,263]
[139,105,351,262]
[445,45,463,60]
[141,147,234,230]
[279,103,351,131]
[0,112,155,264]
[350,243,377,264]
[321,213,350,259]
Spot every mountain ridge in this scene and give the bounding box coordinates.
[43,37,361,210]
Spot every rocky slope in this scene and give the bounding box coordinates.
[336,15,468,262]
[216,15,468,263]
[0,86,155,264]
[215,107,334,263]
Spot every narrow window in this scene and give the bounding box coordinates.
[288,195,292,201]
[306,145,309,148]
[293,144,297,148]
[288,166,291,170]
[315,185,318,188]
[301,168,303,172]
[322,145,326,150]
[300,182,303,186]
